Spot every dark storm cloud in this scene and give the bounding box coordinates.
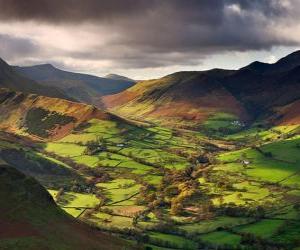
[0,33,40,61]
[0,0,158,23]
[0,0,299,69]
[0,0,291,24]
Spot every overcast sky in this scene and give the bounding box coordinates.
[0,0,299,79]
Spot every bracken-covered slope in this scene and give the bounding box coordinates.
[0,162,131,250]
[14,64,136,107]
[0,58,70,100]
[0,88,113,140]
[102,51,300,128]
[103,70,248,128]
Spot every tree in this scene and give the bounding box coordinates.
[55,187,64,202]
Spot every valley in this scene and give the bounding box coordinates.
[0,86,300,249]
[0,51,300,249]
[2,2,300,249]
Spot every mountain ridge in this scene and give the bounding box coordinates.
[14,64,136,107]
[102,50,300,128]
[0,58,71,101]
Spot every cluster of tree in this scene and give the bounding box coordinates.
[170,180,201,215]
[147,167,209,216]
[240,232,285,250]
[55,187,64,202]
[217,204,266,219]
[81,167,111,184]
[84,136,107,155]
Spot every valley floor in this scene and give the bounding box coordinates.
[1,117,300,249]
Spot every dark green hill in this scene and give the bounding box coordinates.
[0,162,132,250]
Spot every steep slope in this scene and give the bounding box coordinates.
[0,88,113,140]
[14,64,135,107]
[103,70,248,128]
[222,54,300,115]
[102,51,300,128]
[269,98,300,125]
[0,162,131,250]
[0,58,70,100]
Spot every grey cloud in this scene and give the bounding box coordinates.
[0,0,158,23]
[0,0,299,69]
[0,33,40,61]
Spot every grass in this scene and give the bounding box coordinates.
[213,181,270,206]
[72,155,99,167]
[93,212,134,229]
[271,221,300,246]
[218,137,300,186]
[202,112,243,135]
[96,179,136,189]
[48,190,99,208]
[44,143,85,157]
[234,219,284,238]
[199,231,241,247]
[6,110,300,249]
[179,216,252,234]
[148,232,198,250]
[97,179,141,205]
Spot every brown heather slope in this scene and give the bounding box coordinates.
[0,88,112,140]
[102,71,249,128]
[270,99,300,125]
[0,162,132,250]
[102,51,300,128]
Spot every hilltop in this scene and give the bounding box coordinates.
[105,73,136,82]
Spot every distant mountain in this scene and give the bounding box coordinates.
[14,64,136,107]
[105,73,136,82]
[102,50,300,128]
[0,58,70,100]
[0,162,130,250]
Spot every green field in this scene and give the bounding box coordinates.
[1,116,300,249]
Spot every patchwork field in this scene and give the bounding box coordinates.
[0,115,300,249]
